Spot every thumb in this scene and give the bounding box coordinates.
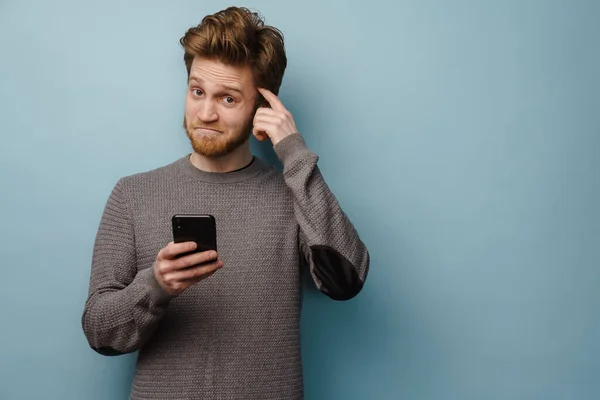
[252,127,268,142]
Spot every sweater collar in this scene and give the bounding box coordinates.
[176,154,268,184]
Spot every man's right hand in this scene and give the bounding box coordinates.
[153,241,222,296]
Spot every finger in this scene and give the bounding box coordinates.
[254,111,289,128]
[166,260,223,282]
[257,88,286,112]
[253,109,283,140]
[253,114,283,126]
[158,241,197,261]
[254,107,283,118]
[254,132,268,141]
[164,250,219,273]
[191,270,216,282]
[254,107,296,133]
[252,129,268,141]
[252,122,276,141]
[166,269,218,294]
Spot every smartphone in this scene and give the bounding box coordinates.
[171,214,217,257]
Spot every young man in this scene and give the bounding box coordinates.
[82,6,369,399]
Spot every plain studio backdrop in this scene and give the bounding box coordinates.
[0,0,598,399]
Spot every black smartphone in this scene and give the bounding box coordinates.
[172,214,217,257]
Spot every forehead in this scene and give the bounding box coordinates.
[188,57,254,93]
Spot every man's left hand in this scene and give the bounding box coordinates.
[253,88,299,146]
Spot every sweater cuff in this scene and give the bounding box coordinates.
[135,267,176,308]
[273,133,316,166]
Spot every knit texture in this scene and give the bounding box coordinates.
[82,133,369,399]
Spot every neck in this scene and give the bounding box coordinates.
[189,140,254,173]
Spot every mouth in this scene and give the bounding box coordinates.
[193,127,223,135]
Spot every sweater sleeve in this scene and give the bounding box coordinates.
[81,178,175,355]
[274,133,370,300]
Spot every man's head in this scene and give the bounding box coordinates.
[180,7,287,158]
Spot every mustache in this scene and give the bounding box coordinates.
[183,116,224,132]
[193,125,224,132]
[190,122,225,132]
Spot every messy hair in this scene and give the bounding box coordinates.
[180,6,287,95]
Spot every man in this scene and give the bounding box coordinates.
[82,6,369,399]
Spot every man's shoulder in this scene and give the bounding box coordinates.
[111,155,287,193]
[115,156,186,190]
[258,162,284,178]
[253,161,287,188]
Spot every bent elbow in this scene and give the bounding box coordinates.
[81,310,136,357]
[311,245,368,301]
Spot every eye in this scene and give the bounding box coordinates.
[223,96,236,105]
[191,88,203,97]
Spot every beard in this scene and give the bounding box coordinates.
[183,115,253,158]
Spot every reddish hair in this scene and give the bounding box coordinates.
[180,7,287,95]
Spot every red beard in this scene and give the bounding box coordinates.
[184,116,252,158]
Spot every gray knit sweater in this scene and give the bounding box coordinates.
[82,133,370,399]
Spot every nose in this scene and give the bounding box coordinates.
[197,99,218,123]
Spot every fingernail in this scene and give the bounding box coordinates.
[190,242,197,249]
[211,251,217,258]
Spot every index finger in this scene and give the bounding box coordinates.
[158,241,197,260]
[257,87,286,111]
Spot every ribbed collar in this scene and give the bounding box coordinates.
[175,154,268,184]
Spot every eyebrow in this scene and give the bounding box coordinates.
[188,76,243,95]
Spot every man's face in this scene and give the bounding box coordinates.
[184,57,258,158]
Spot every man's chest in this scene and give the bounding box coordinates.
[129,183,299,272]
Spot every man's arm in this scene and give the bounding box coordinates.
[81,178,175,355]
[275,133,370,300]
[252,88,369,300]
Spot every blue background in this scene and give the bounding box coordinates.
[1,0,598,399]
